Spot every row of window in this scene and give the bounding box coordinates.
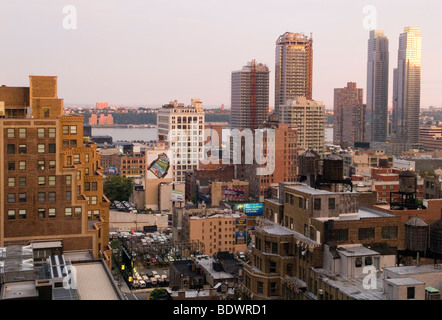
[334,226,398,242]
[6,127,56,139]
[7,207,81,220]
[284,194,336,211]
[7,143,56,155]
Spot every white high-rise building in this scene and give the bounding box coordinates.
[392,27,421,146]
[366,30,389,143]
[157,99,205,182]
[279,96,325,154]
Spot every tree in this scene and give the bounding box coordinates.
[103,175,134,202]
[149,288,170,300]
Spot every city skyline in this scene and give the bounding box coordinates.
[0,1,441,109]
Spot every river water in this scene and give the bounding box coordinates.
[91,126,333,144]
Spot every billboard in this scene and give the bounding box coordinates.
[148,153,170,179]
[224,188,245,199]
[171,189,184,202]
[244,203,264,216]
[147,150,173,180]
[235,218,247,245]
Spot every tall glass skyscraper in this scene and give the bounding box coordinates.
[392,27,422,145]
[274,32,313,115]
[366,30,389,143]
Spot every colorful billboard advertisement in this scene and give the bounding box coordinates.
[148,153,170,179]
[243,203,264,216]
[235,218,247,245]
[224,188,245,199]
[171,189,184,202]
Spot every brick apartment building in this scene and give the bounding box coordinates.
[0,76,110,265]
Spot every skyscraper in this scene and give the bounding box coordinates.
[333,82,366,148]
[392,27,422,145]
[274,32,313,115]
[231,60,270,130]
[157,99,205,182]
[366,30,389,143]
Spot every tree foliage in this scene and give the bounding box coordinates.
[103,175,134,202]
[149,288,170,300]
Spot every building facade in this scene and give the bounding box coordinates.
[0,76,110,263]
[366,30,389,143]
[157,99,205,182]
[279,97,325,154]
[333,82,366,148]
[274,32,313,114]
[392,27,422,146]
[231,60,270,130]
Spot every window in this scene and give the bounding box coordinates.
[19,161,26,170]
[334,229,348,242]
[62,140,69,148]
[257,281,263,294]
[44,108,50,117]
[66,191,72,201]
[19,177,26,187]
[382,226,398,239]
[74,207,82,217]
[49,160,56,170]
[85,168,89,176]
[70,125,77,134]
[48,176,56,186]
[48,128,56,138]
[329,198,336,210]
[270,282,277,296]
[365,256,373,266]
[84,182,90,191]
[85,153,89,163]
[65,207,72,217]
[355,257,363,268]
[66,175,72,186]
[74,154,80,164]
[7,128,14,138]
[38,176,46,186]
[38,209,45,218]
[48,192,56,202]
[77,171,81,180]
[358,228,375,241]
[67,156,72,166]
[272,242,278,254]
[7,193,16,203]
[8,162,15,171]
[38,192,46,202]
[7,144,17,154]
[49,208,56,218]
[70,140,77,148]
[18,128,26,138]
[299,197,304,209]
[18,193,27,203]
[314,198,321,210]
[62,125,69,134]
[18,209,26,220]
[8,177,15,187]
[269,261,276,273]
[8,210,15,220]
[38,128,45,138]
[407,287,415,300]
[48,144,56,153]
[38,160,45,170]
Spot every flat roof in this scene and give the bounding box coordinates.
[1,281,38,300]
[314,206,396,222]
[386,277,424,286]
[73,261,121,300]
[336,245,380,257]
[384,264,442,276]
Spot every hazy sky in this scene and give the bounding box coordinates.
[0,0,441,109]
